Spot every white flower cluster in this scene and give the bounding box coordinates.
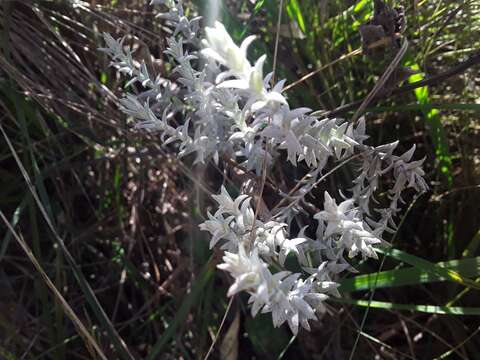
[199,186,307,265]
[351,142,428,231]
[101,5,363,172]
[200,186,339,333]
[101,0,428,334]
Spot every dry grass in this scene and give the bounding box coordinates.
[0,0,479,359]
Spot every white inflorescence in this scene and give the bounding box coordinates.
[101,0,428,334]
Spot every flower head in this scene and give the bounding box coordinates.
[201,21,254,79]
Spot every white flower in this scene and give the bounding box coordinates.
[150,0,175,7]
[263,272,299,330]
[211,185,250,216]
[391,145,428,195]
[315,192,383,259]
[199,212,235,249]
[279,237,308,265]
[315,192,356,238]
[201,22,287,110]
[217,55,265,93]
[201,21,254,79]
[261,273,330,334]
[218,245,268,297]
[305,261,344,297]
[262,106,311,165]
[103,5,428,335]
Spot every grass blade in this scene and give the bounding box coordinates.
[0,124,136,360]
[147,259,215,360]
[339,256,480,292]
[334,298,480,315]
[0,211,108,360]
[407,62,453,184]
[376,247,480,291]
[286,0,306,33]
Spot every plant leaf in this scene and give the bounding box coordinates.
[333,298,480,315]
[286,0,306,34]
[147,260,215,360]
[376,248,480,291]
[339,256,480,292]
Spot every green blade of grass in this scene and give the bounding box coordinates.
[1,44,63,355]
[146,259,215,360]
[0,124,136,360]
[463,228,480,258]
[327,0,372,47]
[406,62,453,184]
[376,247,480,291]
[339,256,480,292]
[333,298,480,315]
[286,0,306,34]
[239,0,266,37]
[446,230,480,306]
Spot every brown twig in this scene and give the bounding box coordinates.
[324,50,480,119]
[351,39,408,122]
[283,36,400,92]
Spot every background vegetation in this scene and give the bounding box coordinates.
[0,0,479,359]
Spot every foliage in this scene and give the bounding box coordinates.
[0,0,479,359]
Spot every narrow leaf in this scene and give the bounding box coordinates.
[333,298,480,315]
[376,248,480,291]
[340,256,480,292]
[147,260,215,360]
[286,0,306,34]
